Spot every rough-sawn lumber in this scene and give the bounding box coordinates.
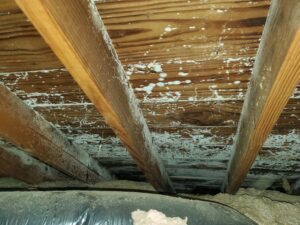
[0,141,69,184]
[223,0,300,194]
[15,0,175,193]
[0,83,112,183]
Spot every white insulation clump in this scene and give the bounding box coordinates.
[132,209,188,225]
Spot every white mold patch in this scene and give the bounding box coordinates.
[149,91,182,103]
[68,128,300,183]
[159,72,168,78]
[216,9,228,13]
[156,82,165,87]
[135,83,156,94]
[264,130,300,147]
[0,69,72,108]
[139,88,246,103]
[223,57,255,69]
[30,102,93,109]
[69,128,233,164]
[159,25,177,40]
[291,87,300,99]
[135,79,188,97]
[148,62,162,73]
[178,72,189,77]
[164,25,177,32]
[0,69,65,86]
[166,59,199,65]
[125,61,164,77]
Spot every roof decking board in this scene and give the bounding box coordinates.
[1,0,299,192]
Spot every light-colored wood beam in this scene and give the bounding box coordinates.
[223,0,300,194]
[0,83,112,183]
[0,140,69,184]
[15,0,175,193]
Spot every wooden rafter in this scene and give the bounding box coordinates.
[15,0,175,193]
[223,0,300,194]
[0,84,112,183]
[0,141,69,184]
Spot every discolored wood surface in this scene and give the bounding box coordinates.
[224,0,300,194]
[0,83,112,183]
[16,0,174,193]
[1,0,299,192]
[0,141,70,184]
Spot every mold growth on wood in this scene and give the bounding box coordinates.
[2,0,300,193]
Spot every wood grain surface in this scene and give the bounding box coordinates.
[1,0,299,192]
[15,0,174,193]
[224,0,300,194]
[0,140,69,184]
[0,83,112,183]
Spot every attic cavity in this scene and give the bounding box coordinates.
[70,129,300,172]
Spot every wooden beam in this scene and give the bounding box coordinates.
[15,0,175,193]
[0,140,69,184]
[0,83,112,183]
[223,0,300,194]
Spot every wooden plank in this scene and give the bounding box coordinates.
[15,0,174,193]
[2,68,300,133]
[0,0,266,121]
[223,0,300,194]
[0,69,250,103]
[30,101,300,135]
[0,0,269,72]
[0,83,112,183]
[0,0,266,115]
[0,140,69,184]
[3,0,299,193]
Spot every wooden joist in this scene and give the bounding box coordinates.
[0,83,112,183]
[15,0,175,193]
[0,140,69,184]
[223,0,300,194]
